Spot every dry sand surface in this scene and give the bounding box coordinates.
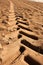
[0,0,43,65]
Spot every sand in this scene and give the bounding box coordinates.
[0,0,43,65]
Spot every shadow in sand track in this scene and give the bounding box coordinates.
[21,39,43,54]
[17,21,29,26]
[18,34,22,39]
[19,31,38,40]
[24,55,41,65]
[18,25,33,32]
[19,46,26,53]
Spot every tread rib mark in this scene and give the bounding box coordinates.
[21,39,43,54]
[19,31,38,40]
[24,55,41,65]
[17,21,29,26]
[18,25,33,32]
